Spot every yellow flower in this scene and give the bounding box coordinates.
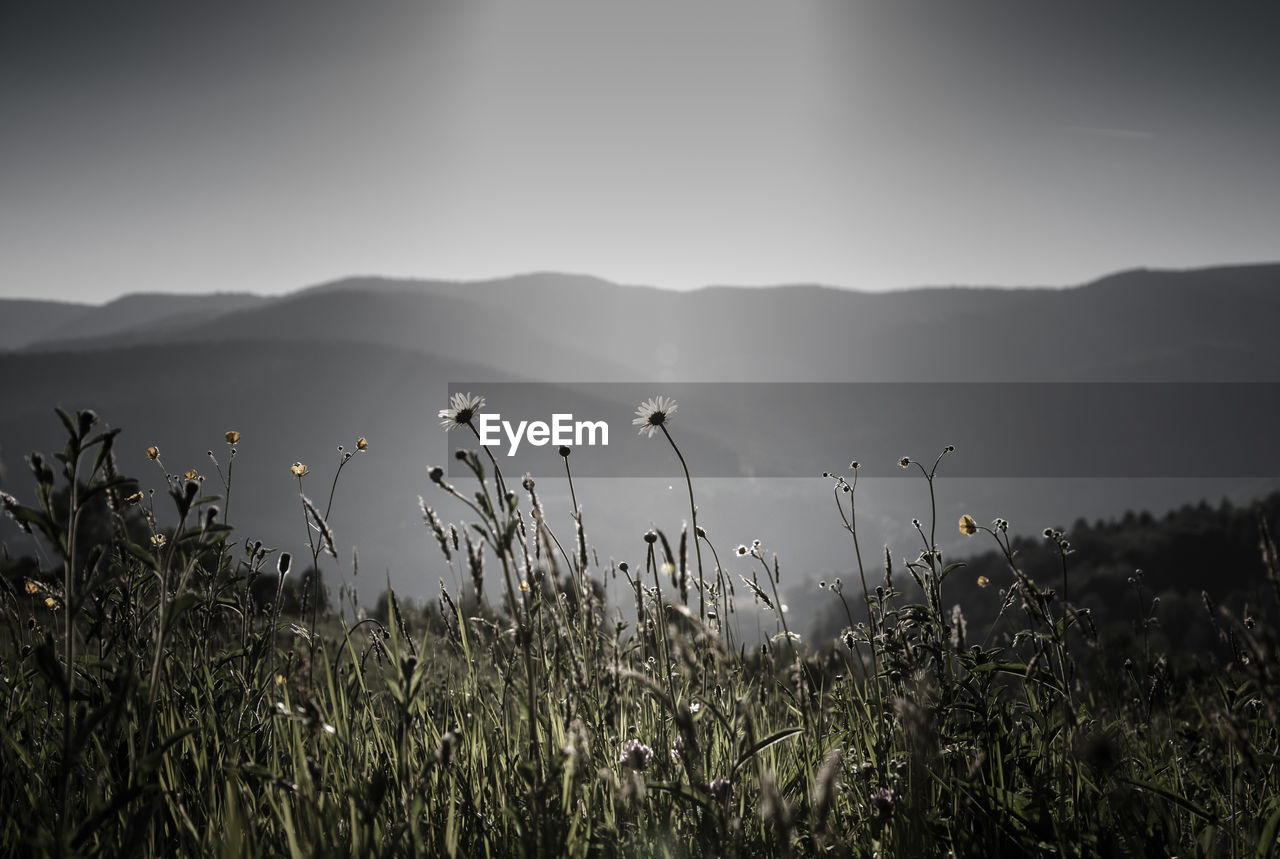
[184,469,200,481]
[356,437,368,451]
[290,462,309,477]
[959,514,978,536]
[519,580,530,592]
[125,491,144,504]
[275,674,285,686]
[146,446,160,460]
[24,580,40,595]
[225,430,241,445]
[45,596,60,611]
[150,534,167,548]
[977,576,990,588]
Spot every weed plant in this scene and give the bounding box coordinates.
[1,402,1279,857]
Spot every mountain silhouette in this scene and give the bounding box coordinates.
[2,263,1278,616]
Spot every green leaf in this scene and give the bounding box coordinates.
[732,726,803,775]
[55,407,77,443]
[1121,778,1216,823]
[164,594,202,635]
[120,540,161,571]
[90,427,123,474]
[5,503,58,544]
[1257,801,1280,859]
[139,726,198,774]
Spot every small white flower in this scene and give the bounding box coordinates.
[439,392,485,431]
[633,396,677,438]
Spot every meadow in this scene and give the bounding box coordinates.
[2,398,1279,857]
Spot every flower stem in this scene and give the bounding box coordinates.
[660,425,706,622]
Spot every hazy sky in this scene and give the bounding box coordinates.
[3,1,1279,302]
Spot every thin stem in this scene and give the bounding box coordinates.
[832,477,877,687]
[60,446,81,832]
[661,425,706,623]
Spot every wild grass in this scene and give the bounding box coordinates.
[2,403,1279,857]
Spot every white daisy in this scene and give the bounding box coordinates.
[439,392,485,431]
[632,396,677,438]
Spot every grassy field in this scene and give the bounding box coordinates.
[2,401,1279,857]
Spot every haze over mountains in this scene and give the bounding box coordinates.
[8,264,1280,379]
[3,264,1278,621]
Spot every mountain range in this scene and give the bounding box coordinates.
[3,264,1278,623]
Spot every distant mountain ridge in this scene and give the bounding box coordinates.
[7,263,1280,381]
[1,292,266,352]
[3,262,1278,611]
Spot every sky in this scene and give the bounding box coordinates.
[3,1,1279,303]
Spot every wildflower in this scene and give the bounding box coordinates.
[619,739,655,770]
[126,491,144,504]
[291,462,309,477]
[25,580,40,595]
[870,786,896,819]
[356,437,368,451]
[439,392,485,431]
[977,575,990,588]
[45,596,60,611]
[898,457,911,468]
[184,469,200,482]
[632,396,677,438]
[146,446,160,460]
[959,514,978,536]
[150,534,167,548]
[225,431,241,444]
[519,579,530,592]
[671,735,684,762]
